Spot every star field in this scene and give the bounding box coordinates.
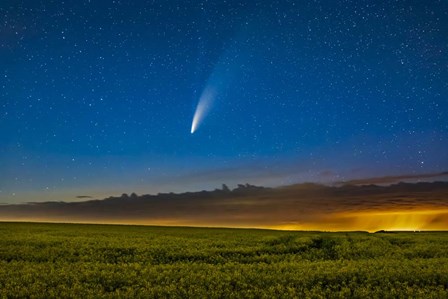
[1,0,447,203]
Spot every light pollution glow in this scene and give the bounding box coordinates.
[273,209,448,232]
[1,209,447,233]
[191,86,216,134]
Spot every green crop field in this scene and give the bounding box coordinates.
[0,222,447,298]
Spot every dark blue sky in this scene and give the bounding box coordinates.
[1,0,447,203]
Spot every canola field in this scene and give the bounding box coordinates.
[0,222,447,298]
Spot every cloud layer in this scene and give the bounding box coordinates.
[1,181,447,232]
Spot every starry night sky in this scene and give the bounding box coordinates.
[1,0,447,203]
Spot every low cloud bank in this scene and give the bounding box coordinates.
[1,181,447,232]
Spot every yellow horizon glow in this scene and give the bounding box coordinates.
[272,209,448,232]
[2,209,448,232]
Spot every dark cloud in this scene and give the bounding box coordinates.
[0,181,447,231]
[339,172,448,186]
[76,195,93,199]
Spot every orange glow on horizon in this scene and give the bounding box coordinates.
[2,209,448,232]
[345,209,448,232]
[272,209,448,232]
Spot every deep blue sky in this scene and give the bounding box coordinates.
[1,0,447,203]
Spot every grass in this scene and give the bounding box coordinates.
[0,222,447,298]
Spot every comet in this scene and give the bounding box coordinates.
[190,31,248,134]
[191,86,216,134]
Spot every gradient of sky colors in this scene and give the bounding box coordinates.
[1,0,447,203]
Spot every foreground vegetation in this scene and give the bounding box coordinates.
[0,222,447,298]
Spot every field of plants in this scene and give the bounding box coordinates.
[0,222,447,298]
